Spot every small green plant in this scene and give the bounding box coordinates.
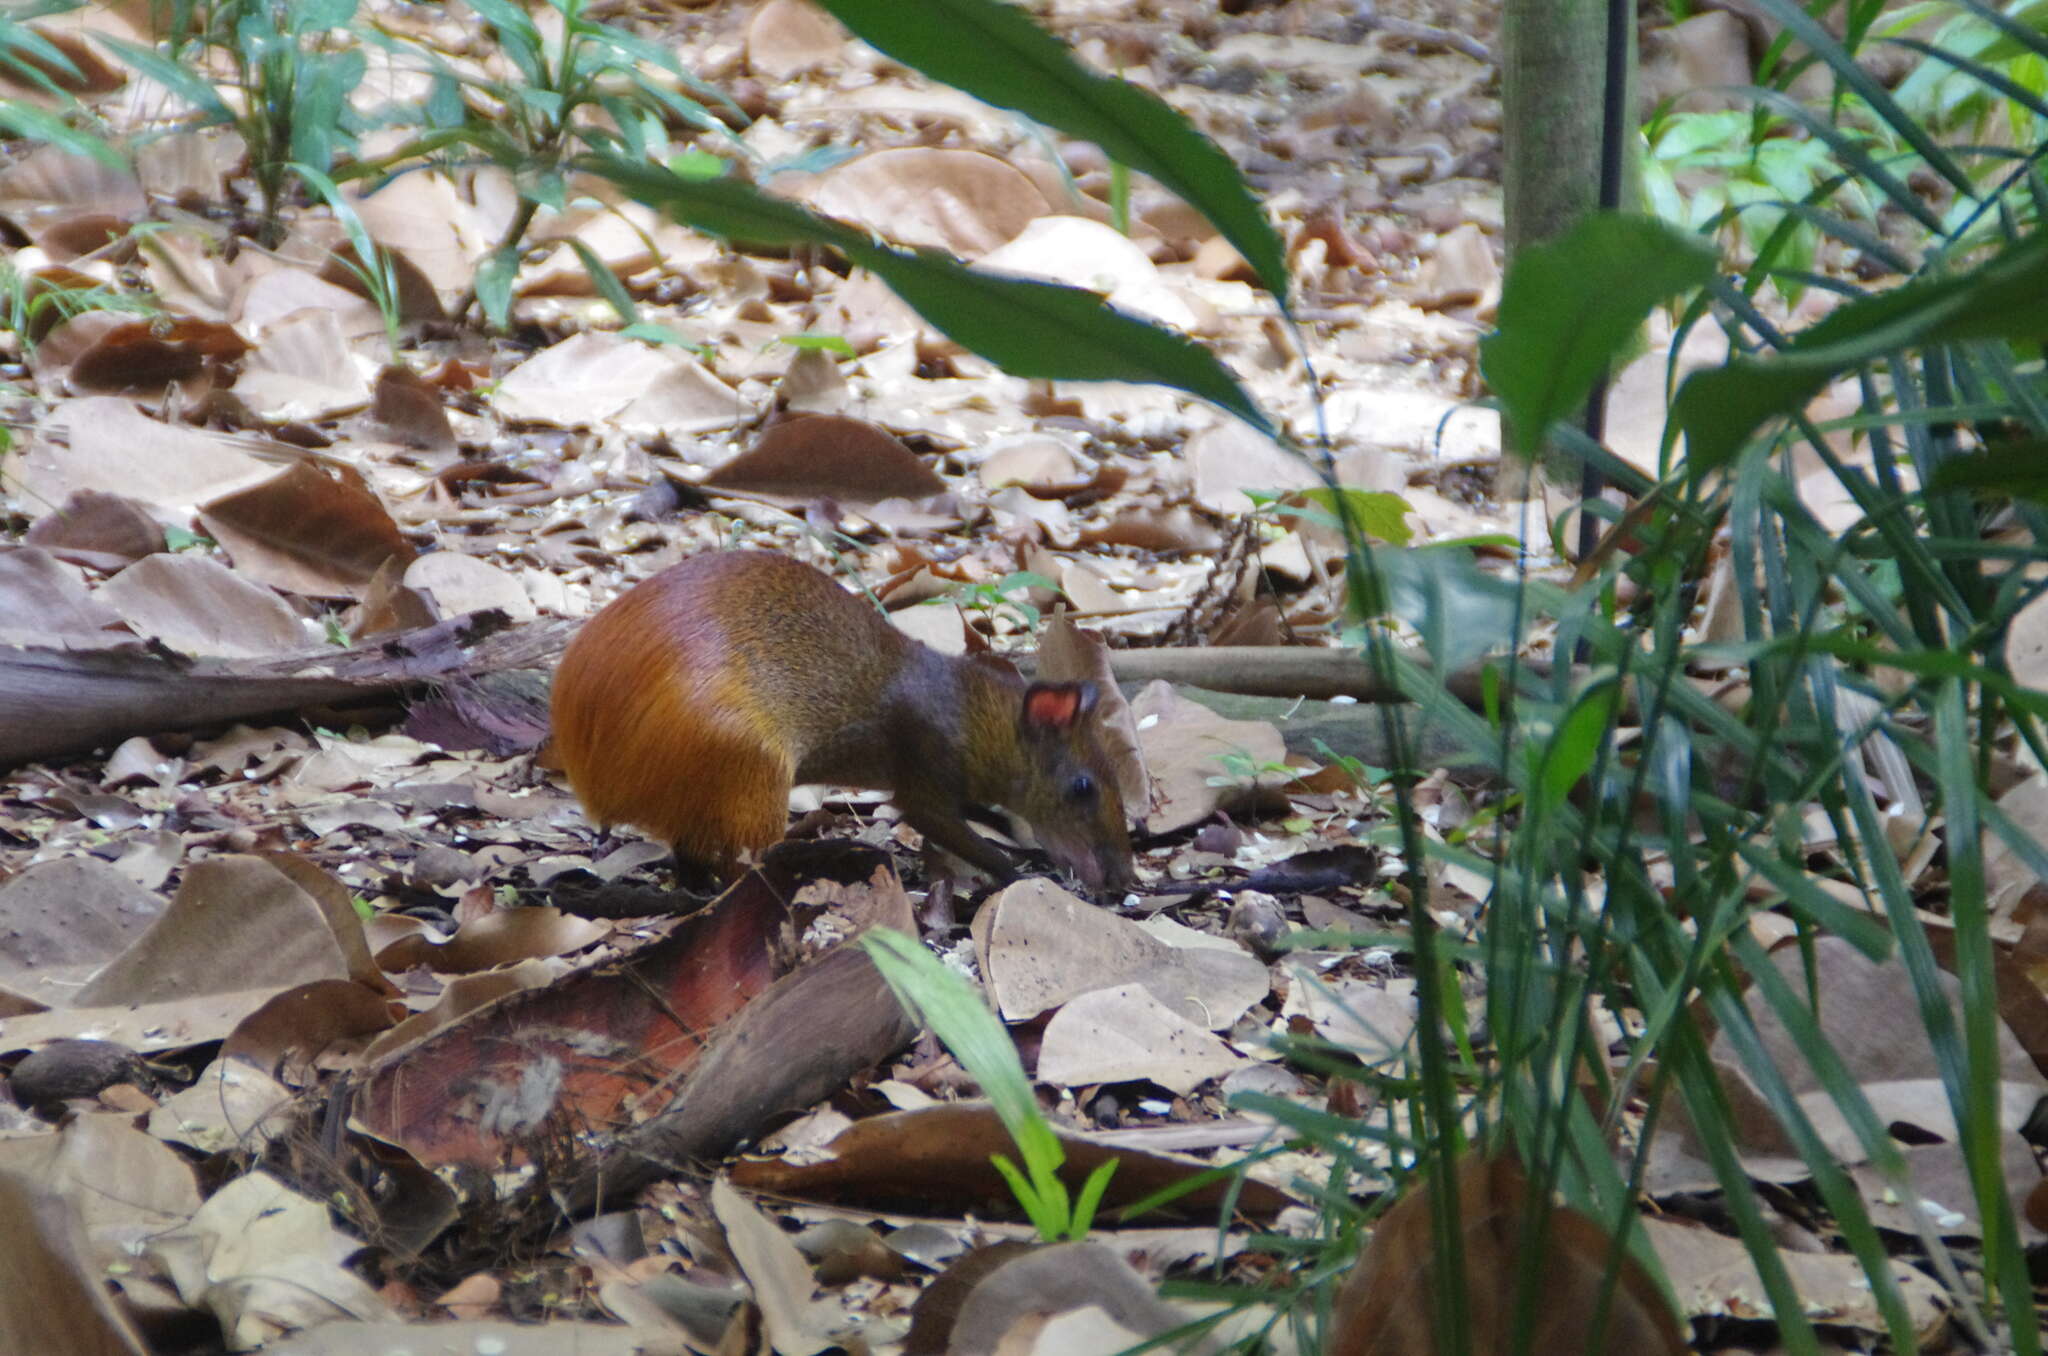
[363,0,739,328]
[930,571,1056,633]
[1204,747,1295,792]
[862,927,1115,1242]
[0,6,122,166]
[0,258,159,349]
[103,0,367,246]
[777,333,858,358]
[295,162,400,357]
[1247,484,1414,547]
[1642,107,1875,295]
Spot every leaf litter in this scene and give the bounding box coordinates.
[0,0,2033,1351]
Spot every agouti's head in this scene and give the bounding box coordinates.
[1014,681,1135,894]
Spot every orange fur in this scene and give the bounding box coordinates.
[551,569,793,872]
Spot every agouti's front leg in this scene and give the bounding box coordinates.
[897,798,1022,883]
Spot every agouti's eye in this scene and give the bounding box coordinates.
[1068,773,1097,802]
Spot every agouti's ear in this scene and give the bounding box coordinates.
[1022,681,1098,732]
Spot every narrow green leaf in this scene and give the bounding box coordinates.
[1480,214,1717,457]
[474,245,518,330]
[815,0,1288,308]
[1535,683,1619,814]
[585,157,1275,436]
[91,33,232,120]
[1067,1158,1119,1239]
[1676,228,2048,475]
[565,237,640,325]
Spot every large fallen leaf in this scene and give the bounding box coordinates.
[74,855,354,1007]
[704,413,947,506]
[0,1173,149,1356]
[1036,982,1246,1094]
[0,546,122,648]
[712,1179,842,1356]
[11,398,277,516]
[1644,1215,1945,1336]
[199,461,413,600]
[0,1116,201,1272]
[803,147,1049,258]
[0,855,167,1005]
[1127,681,1290,833]
[147,1171,394,1350]
[729,1102,1296,1223]
[908,1241,1191,1356]
[97,553,306,657]
[971,877,1267,1028]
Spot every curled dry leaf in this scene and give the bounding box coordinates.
[147,1171,395,1349]
[729,1102,1296,1223]
[352,875,789,1167]
[705,413,948,506]
[0,1173,151,1356]
[0,546,123,647]
[24,489,168,569]
[0,143,144,250]
[32,311,250,396]
[199,461,414,601]
[1329,1150,1687,1356]
[804,147,1052,259]
[910,1241,1194,1356]
[21,397,278,513]
[98,553,306,658]
[972,877,1267,1028]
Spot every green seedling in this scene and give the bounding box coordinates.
[862,927,1115,1242]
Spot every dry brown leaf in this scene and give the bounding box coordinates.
[372,906,606,975]
[804,148,1051,258]
[712,1179,841,1356]
[98,552,306,657]
[0,854,168,1004]
[1127,680,1290,833]
[1036,982,1246,1093]
[232,306,373,419]
[19,397,278,513]
[0,143,144,251]
[199,461,413,600]
[403,552,537,622]
[747,0,846,78]
[0,1173,150,1356]
[33,310,249,395]
[147,1171,395,1348]
[729,1102,1296,1222]
[705,413,947,505]
[918,1242,1191,1356]
[75,855,352,1007]
[1186,419,1324,516]
[1330,1150,1686,1356]
[0,546,124,647]
[23,489,167,569]
[973,877,1265,1027]
[1644,1215,1946,1336]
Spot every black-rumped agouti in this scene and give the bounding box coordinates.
[550,550,1134,892]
